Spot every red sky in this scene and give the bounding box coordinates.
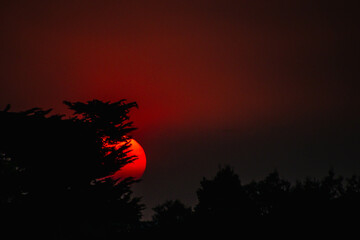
[1,0,359,218]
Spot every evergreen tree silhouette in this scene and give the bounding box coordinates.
[0,100,143,239]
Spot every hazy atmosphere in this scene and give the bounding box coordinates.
[1,0,359,220]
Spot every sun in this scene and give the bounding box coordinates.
[112,138,146,180]
[102,138,146,181]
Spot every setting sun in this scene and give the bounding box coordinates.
[108,138,146,180]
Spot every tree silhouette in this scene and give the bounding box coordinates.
[194,166,256,232]
[245,170,291,218]
[191,166,360,235]
[2,100,360,236]
[0,100,143,239]
[151,200,192,233]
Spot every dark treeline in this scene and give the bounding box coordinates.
[149,166,360,236]
[1,100,359,238]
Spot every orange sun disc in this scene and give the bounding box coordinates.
[112,138,146,180]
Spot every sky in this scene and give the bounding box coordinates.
[1,0,360,218]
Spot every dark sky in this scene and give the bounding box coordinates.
[1,0,360,219]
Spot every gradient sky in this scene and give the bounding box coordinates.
[1,0,359,218]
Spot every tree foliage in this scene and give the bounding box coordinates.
[152,200,192,231]
[0,100,143,239]
[150,166,360,235]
